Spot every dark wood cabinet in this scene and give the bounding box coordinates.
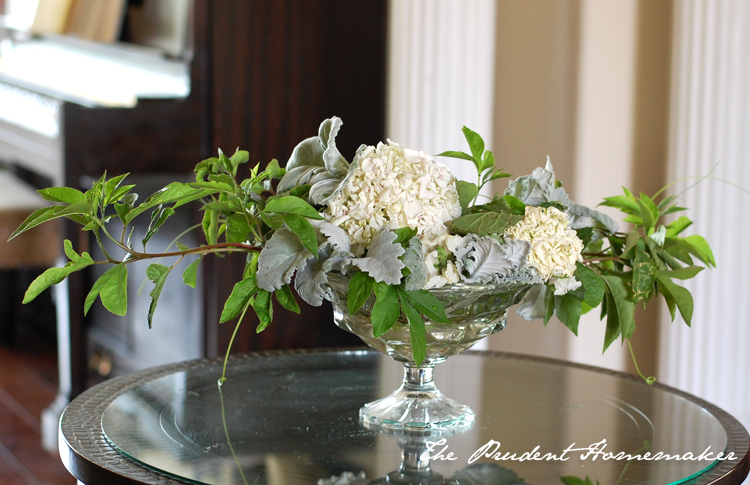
[203,1,387,356]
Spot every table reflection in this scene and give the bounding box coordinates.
[100,351,729,485]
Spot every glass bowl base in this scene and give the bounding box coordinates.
[359,385,475,432]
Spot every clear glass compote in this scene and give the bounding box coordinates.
[327,274,531,431]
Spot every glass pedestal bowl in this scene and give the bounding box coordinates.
[327,274,530,431]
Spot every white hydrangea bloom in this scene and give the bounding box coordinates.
[324,140,461,288]
[504,206,583,282]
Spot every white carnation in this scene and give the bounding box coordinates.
[504,206,583,281]
[324,140,461,258]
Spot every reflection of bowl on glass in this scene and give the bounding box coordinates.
[328,274,530,431]
[322,428,528,485]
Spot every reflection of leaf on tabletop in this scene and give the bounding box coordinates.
[560,477,601,485]
[451,462,527,485]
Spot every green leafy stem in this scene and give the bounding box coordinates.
[10,123,715,381]
[9,149,315,339]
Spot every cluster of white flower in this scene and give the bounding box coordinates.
[325,140,461,264]
[423,233,464,289]
[504,206,584,287]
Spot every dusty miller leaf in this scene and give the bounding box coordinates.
[308,154,361,205]
[256,228,312,291]
[348,228,405,285]
[294,246,352,306]
[649,225,666,246]
[320,117,350,177]
[402,237,428,290]
[567,203,619,235]
[504,158,559,206]
[318,221,351,253]
[456,236,529,284]
[516,284,549,321]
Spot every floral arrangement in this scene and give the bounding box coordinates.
[10,117,714,376]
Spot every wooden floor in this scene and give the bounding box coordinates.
[0,322,75,484]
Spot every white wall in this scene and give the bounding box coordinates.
[660,0,750,431]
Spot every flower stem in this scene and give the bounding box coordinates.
[220,299,252,384]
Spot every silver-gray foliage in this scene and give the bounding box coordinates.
[568,202,619,235]
[516,284,551,321]
[455,235,541,286]
[504,157,571,207]
[347,228,405,285]
[277,117,364,205]
[256,229,312,291]
[402,237,428,290]
[295,246,352,307]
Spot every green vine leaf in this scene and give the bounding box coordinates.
[220,277,258,323]
[662,265,703,280]
[601,275,635,341]
[399,295,426,365]
[253,289,273,332]
[655,272,694,325]
[371,282,400,337]
[435,150,474,162]
[399,288,450,324]
[37,187,86,204]
[275,285,301,314]
[146,263,171,328]
[282,213,318,255]
[182,256,203,288]
[555,293,582,336]
[347,271,375,315]
[632,249,657,302]
[126,183,218,224]
[23,240,94,303]
[602,293,620,352]
[575,263,605,309]
[143,207,175,247]
[9,201,93,240]
[462,126,485,163]
[226,214,252,244]
[456,180,478,214]
[666,216,693,237]
[264,196,324,220]
[84,264,128,317]
[451,211,522,236]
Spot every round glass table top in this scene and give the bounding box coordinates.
[62,350,748,485]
